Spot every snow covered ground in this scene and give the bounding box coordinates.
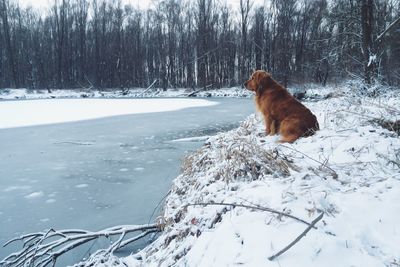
[93,83,400,267]
[0,87,252,100]
[0,98,217,129]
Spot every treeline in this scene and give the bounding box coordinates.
[0,0,399,89]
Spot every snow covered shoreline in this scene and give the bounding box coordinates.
[0,87,252,100]
[106,84,400,266]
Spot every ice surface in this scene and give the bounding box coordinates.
[0,98,254,266]
[0,98,217,129]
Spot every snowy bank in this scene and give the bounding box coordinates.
[0,87,252,100]
[0,98,217,129]
[105,85,400,267]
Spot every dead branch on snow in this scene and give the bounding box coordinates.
[268,212,324,261]
[1,224,161,267]
[186,202,317,229]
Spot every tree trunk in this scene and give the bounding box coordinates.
[361,0,375,85]
[1,0,19,88]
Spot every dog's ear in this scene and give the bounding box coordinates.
[257,72,273,94]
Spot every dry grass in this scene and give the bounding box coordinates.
[373,119,400,135]
[180,131,296,184]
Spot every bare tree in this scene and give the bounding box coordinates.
[361,0,375,85]
[1,0,400,89]
[239,0,252,83]
[0,0,19,88]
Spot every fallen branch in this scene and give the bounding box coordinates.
[186,84,213,97]
[138,79,158,97]
[186,88,204,97]
[268,212,324,261]
[1,224,161,267]
[186,202,317,229]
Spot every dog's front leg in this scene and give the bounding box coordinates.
[269,120,277,135]
[264,116,272,135]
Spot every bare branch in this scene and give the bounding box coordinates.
[186,202,317,229]
[268,212,324,261]
[1,224,161,267]
[138,79,158,97]
[375,16,400,43]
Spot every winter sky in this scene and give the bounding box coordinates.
[19,0,266,12]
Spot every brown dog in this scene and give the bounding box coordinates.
[244,70,319,143]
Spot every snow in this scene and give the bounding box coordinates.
[75,184,89,188]
[368,54,377,67]
[118,83,399,267]
[0,87,251,100]
[0,98,217,129]
[24,191,44,199]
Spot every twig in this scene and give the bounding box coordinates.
[84,74,95,89]
[339,110,378,120]
[278,145,338,180]
[186,202,317,229]
[363,100,400,114]
[118,229,159,250]
[268,212,324,261]
[148,191,171,225]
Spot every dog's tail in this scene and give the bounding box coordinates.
[304,115,319,137]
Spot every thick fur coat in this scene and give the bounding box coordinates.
[244,70,319,143]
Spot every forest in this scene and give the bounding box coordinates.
[0,0,399,90]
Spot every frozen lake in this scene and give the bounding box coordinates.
[0,97,254,265]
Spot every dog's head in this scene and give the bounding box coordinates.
[244,70,273,94]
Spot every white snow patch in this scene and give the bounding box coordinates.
[134,167,145,172]
[46,199,56,203]
[24,191,44,199]
[368,54,377,67]
[75,184,89,189]
[0,98,217,129]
